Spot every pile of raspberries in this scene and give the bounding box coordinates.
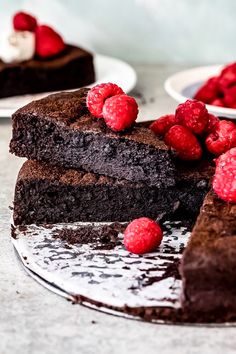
[194,62,236,108]
[86,84,236,254]
[150,99,236,159]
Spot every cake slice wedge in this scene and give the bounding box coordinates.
[13,159,213,225]
[9,88,175,187]
[180,191,236,321]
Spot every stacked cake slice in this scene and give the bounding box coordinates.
[12,159,213,225]
[10,88,213,225]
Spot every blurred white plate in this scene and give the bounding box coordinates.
[0,54,137,117]
[165,65,236,119]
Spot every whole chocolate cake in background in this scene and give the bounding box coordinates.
[9,80,236,323]
[0,11,95,98]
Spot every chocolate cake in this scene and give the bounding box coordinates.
[180,191,236,321]
[10,88,175,187]
[0,45,95,98]
[10,78,235,322]
[13,159,213,225]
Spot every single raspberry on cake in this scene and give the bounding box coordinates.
[149,114,177,136]
[86,83,124,118]
[194,77,220,104]
[213,148,236,202]
[13,12,37,32]
[124,217,163,254]
[35,25,65,58]
[164,125,202,161]
[205,120,236,155]
[103,94,138,131]
[175,99,208,135]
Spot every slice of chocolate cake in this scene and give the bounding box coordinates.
[180,191,236,321]
[0,45,95,98]
[13,159,213,225]
[9,88,175,187]
[13,160,174,225]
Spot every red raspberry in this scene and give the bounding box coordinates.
[205,114,220,134]
[164,125,202,161]
[35,25,65,58]
[124,217,163,254]
[149,114,177,136]
[13,11,37,32]
[218,62,236,91]
[213,148,236,202]
[86,83,124,118]
[205,120,236,155]
[175,99,208,135]
[102,94,138,131]
[223,85,236,108]
[194,77,220,104]
[210,98,224,107]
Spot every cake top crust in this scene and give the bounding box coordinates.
[12,88,168,149]
[18,158,214,188]
[17,160,139,187]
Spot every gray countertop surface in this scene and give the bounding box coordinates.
[1,64,236,354]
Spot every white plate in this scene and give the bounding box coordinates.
[12,220,236,326]
[0,54,137,117]
[12,220,189,324]
[165,65,236,119]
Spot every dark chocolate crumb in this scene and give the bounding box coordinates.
[42,224,54,229]
[132,90,147,105]
[18,225,27,232]
[53,222,126,249]
[11,224,17,239]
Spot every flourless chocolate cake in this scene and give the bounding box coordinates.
[13,159,213,225]
[0,45,95,98]
[10,81,236,322]
[10,88,175,187]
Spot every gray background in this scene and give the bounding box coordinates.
[1,0,236,64]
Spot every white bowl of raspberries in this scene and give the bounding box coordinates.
[165,63,236,119]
